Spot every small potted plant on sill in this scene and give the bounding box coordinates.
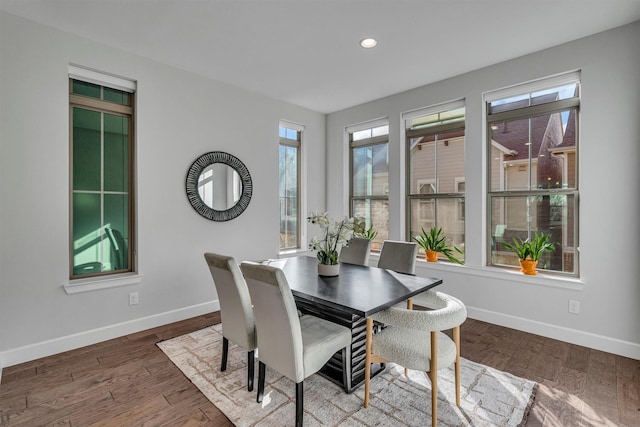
[413,226,463,264]
[502,231,555,275]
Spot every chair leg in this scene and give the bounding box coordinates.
[405,300,413,376]
[430,331,438,427]
[256,361,266,403]
[221,337,229,372]
[364,318,373,408]
[341,345,352,393]
[295,381,304,427]
[247,349,255,392]
[453,325,461,406]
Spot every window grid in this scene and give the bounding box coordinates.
[349,123,389,252]
[406,105,465,263]
[279,124,302,251]
[70,77,135,279]
[486,78,579,276]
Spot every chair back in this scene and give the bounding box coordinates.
[240,262,304,382]
[377,240,418,274]
[339,237,372,266]
[204,253,256,350]
[372,290,467,331]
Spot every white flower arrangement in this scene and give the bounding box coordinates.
[307,211,365,265]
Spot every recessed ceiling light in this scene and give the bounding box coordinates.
[360,38,378,49]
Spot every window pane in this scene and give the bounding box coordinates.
[352,143,388,197]
[489,83,578,114]
[352,199,388,252]
[409,198,465,261]
[73,108,101,191]
[490,110,575,192]
[72,80,100,99]
[72,193,102,275]
[279,144,298,250]
[409,131,464,194]
[104,114,129,192]
[104,194,129,271]
[490,195,575,273]
[103,87,130,106]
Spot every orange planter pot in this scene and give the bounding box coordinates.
[426,250,438,262]
[519,259,538,275]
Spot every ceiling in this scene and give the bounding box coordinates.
[2,0,640,113]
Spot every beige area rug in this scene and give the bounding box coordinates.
[158,324,536,426]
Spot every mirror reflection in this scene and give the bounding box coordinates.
[198,163,243,210]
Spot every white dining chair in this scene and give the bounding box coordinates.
[204,252,257,391]
[339,237,372,266]
[377,240,418,275]
[364,290,467,427]
[240,261,352,427]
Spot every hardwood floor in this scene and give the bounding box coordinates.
[1,314,639,426]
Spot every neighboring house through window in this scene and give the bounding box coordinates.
[69,66,136,278]
[348,120,389,252]
[486,72,580,275]
[279,122,302,251]
[405,102,466,262]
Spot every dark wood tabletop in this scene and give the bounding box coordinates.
[269,255,442,317]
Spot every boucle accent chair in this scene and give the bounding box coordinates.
[364,290,467,427]
[204,252,257,391]
[240,261,352,427]
[377,240,418,275]
[339,237,372,266]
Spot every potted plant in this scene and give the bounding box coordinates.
[502,231,555,275]
[413,226,463,264]
[307,211,364,276]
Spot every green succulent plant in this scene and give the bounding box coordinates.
[413,226,463,264]
[502,231,555,261]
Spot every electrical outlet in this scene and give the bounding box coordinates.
[129,292,139,306]
[568,299,580,314]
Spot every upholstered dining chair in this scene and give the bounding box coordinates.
[240,261,352,427]
[204,252,257,391]
[339,237,372,266]
[363,290,467,427]
[377,240,418,275]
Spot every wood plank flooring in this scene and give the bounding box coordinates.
[1,313,639,426]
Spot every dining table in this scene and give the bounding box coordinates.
[265,255,443,393]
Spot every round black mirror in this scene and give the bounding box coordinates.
[186,151,252,221]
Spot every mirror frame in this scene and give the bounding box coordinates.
[185,151,253,221]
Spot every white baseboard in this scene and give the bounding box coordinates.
[468,306,640,361]
[0,300,220,371]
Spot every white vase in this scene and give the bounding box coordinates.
[317,263,340,277]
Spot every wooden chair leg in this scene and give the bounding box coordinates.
[364,318,373,408]
[295,381,304,427]
[221,337,229,371]
[247,349,255,392]
[256,361,265,403]
[430,331,438,427]
[453,325,461,406]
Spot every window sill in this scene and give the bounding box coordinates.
[64,273,143,294]
[278,248,311,258]
[413,259,583,290]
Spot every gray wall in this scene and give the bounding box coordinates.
[327,22,640,359]
[0,12,325,367]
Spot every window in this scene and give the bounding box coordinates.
[349,121,389,252]
[69,68,135,278]
[486,73,579,275]
[279,122,302,250]
[405,102,465,262]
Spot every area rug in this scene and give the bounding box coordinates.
[158,324,536,426]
